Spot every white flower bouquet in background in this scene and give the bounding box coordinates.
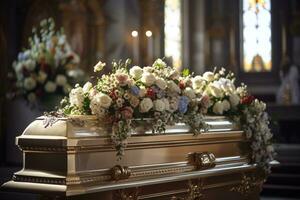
[57,58,275,175]
[9,18,83,107]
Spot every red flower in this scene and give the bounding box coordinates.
[179,80,185,90]
[146,88,155,99]
[240,95,255,105]
[110,90,118,100]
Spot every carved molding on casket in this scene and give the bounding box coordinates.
[230,173,263,196]
[187,152,216,170]
[13,174,66,185]
[171,179,205,200]
[111,165,132,180]
[113,188,139,200]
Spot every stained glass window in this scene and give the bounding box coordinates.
[164,0,182,70]
[243,0,272,72]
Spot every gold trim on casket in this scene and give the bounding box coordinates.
[2,115,257,197]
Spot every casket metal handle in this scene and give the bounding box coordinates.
[187,152,216,170]
[111,165,131,180]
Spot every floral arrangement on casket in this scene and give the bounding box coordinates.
[58,58,275,175]
[10,18,82,105]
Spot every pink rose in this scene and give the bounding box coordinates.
[116,73,129,86]
[121,106,133,119]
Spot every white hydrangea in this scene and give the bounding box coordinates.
[218,78,235,93]
[207,82,224,98]
[90,96,106,117]
[69,86,84,108]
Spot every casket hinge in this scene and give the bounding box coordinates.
[111,165,131,181]
[187,152,216,170]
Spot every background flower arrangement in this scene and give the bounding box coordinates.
[9,18,83,108]
[59,58,275,175]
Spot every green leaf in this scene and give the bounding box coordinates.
[182,68,190,77]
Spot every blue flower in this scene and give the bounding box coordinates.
[178,96,189,113]
[131,85,140,96]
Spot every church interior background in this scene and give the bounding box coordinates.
[0,0,300,199]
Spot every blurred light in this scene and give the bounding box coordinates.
[145,30,152,37]
[131,31,138,37]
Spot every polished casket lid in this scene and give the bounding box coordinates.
[2,115,264,197]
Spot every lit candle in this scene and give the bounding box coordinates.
[131,30,139,64]
[145,30,153,65]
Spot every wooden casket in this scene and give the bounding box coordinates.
[1,115,271,199]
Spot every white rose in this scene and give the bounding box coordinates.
[183,87,196,100]
[55,75,67,86]
[222,99,231,111]
[139,98,153,113]
[129,66,143,79]
[192,75,205,89]
[155,78,167,90]
[95,93,112,108]
[24,59,36,71]
[37,71,47,83]
[153,99,166,112]
[139,87,147,97]
[27,93,36,102]
[229,93,240,107]
[167,81,181,93]
[208,82,224,98]
[93,61,106,72]
[44,81,57,93]
[213,101,224,115]
[141,72,156,86]
[203,71,214,82]
[162,98,170,111]
[24,77,36,90]
[83,82,93,93]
